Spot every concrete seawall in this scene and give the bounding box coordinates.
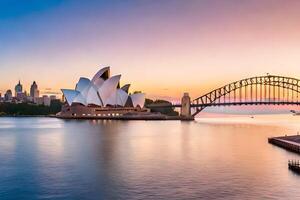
[268,135,300,154]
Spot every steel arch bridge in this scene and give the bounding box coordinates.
[191,75,300,116]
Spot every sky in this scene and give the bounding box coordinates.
[1,0,300,101]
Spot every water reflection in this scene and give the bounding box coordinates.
[0,116,300,199]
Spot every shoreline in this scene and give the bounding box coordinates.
[56,114,194,121]
[0,115,53,117]
[0,114,194,121]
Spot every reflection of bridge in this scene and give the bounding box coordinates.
[148,75,300,117]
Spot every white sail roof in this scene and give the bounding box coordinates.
[93,78,105,89]
[105,89,129,106]
[116,89,128,106]
[75,77,90,96]
[86,84,102,106]
[61,67,144,108]
[90,67,110,90]
[73,93,87,105]
[61,89,80,106]
[98,75,121,106]
[121,84,130,93]
[91,67,110,83]
[130,93,145,107]
[106,91,117,106]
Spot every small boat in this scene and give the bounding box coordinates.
[290,110,300,116]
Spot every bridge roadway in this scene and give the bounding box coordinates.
[147,101,300,108]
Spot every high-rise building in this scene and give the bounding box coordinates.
[30,81,39,98]
[14,81,26,101]
[15,80,23,97]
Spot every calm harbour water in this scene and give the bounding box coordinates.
[0,115,300,200]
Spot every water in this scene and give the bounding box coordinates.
[0,115,300,199]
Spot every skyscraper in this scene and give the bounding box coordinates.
[14,80,26,101]
[30,81,39,98]
[14,80,23,97]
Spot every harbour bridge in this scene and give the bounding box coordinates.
[147,75,300,117]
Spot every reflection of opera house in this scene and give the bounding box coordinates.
[57,67,157,119]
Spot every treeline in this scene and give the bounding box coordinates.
[0,100,62,116]
[145,99,179,116]
[0,99,177,116]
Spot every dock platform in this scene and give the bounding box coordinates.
[288,160,300,173]
[268,135,300,154]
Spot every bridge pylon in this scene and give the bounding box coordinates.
[181,93,192,119]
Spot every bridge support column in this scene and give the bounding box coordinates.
[181,93,193,120]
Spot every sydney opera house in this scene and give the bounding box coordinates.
[57,67,152,119]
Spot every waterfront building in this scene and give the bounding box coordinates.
[28,95,55,106]
[35,97,44,105]
[34,96,51,106]
[58,67,148,118]
[27,96,34,102]
[4,90,13,102]
[50,95,56,100]
[43,95,51,106]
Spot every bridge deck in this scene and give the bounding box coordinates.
[191,101,300,107]
[147,101,300,108]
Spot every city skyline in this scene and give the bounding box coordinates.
[1,79,58,106]
[1,0,300,100]
[0,79,59,97]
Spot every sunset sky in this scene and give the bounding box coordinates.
[1,0,300,101]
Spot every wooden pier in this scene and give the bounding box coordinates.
[288,160,300,173]
[268,135,300,154]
